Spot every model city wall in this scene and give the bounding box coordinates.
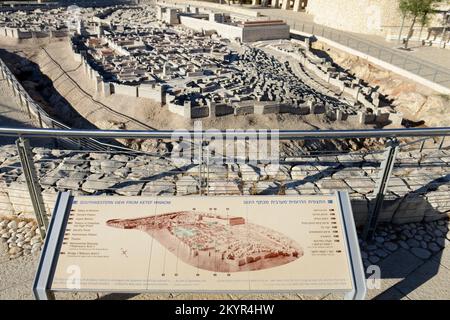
[72,43,167,105]
[0,27,69,39]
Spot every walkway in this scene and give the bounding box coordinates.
[0,79,34,128]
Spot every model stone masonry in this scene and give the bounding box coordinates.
[0,3,403,127]
[60,4,401,126]
[0,7,70,39]
[0,5,127,40]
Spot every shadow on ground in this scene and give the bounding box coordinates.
[0,48,124,148]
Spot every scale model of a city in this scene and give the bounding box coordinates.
[106,211,303,272]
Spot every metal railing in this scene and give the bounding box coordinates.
[0,126,449,241]
[0,126,448,139]
[283,19,450,89]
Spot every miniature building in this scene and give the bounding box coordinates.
[107,211,303,272]
[3,3,397,126]
[229,217,245,226]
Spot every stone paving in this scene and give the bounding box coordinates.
[0,218,42,259]
[361,220,450,300]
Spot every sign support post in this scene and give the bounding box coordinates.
[363,139,399,240]
[16,137,49,239]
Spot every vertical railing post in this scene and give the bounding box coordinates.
[419,139,426,153]
[438,136,446,150]
[363,138,399,240]
[432,70,438,82]
[37,110,43,128]
[206,145,210,196]
[24,99,32,119]
[198,135,203,196]
[16,137,48,239]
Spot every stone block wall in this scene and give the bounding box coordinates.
[306,0,447,39]
[0,27,68,40]
[0,144,448,228]
[168,101,191,117]
[138,84,166,105]
[191,106,209,118]
[112,83,138,98]
[216,104,235,116]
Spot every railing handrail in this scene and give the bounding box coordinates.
[0,127,449,139]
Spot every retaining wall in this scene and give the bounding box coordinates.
[112,83,138,97]
[0,144,447,228]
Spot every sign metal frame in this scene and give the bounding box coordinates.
[33,191,366,300]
